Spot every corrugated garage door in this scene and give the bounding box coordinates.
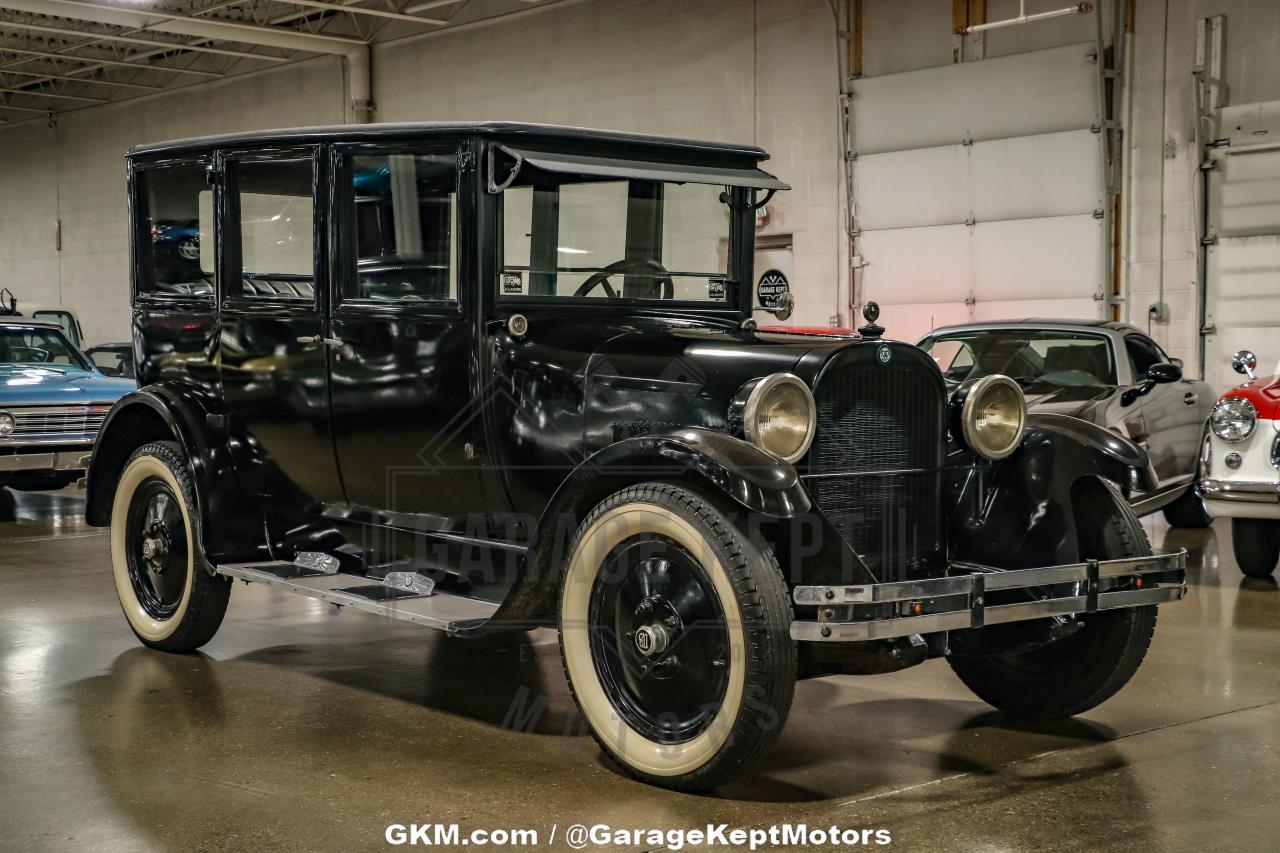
[850,43,1106,344]
[1204,100,1280,391]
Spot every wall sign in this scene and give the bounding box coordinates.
[757,269,789,308]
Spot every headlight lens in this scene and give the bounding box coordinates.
[959,375,1026,460]
[0,411,14,438]
[743,373,816,463]
[1209,397,1256,442]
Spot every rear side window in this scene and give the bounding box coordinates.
[135,165,215,299]
[344,152,458,302]
[229,157,316,302]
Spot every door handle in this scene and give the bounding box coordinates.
[1183,392,1198,405]
[296,335,345,347]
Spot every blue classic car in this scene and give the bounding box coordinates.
[0,320,135,491]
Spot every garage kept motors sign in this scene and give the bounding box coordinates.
[757,269,790,309]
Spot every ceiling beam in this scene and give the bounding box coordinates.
[0,17,290,61]
[268,0,447,26]
[0,85,105,101]
[0,67,160,89]
[0,44,224,76]
[0,0,364,49]
[0,100,46,112]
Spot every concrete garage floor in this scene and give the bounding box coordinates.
[1,488,1277,853]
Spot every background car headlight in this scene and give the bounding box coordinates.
[742,373,816,463]
[0,411,14,438]
[959,375,1026,460]
[1209,397,1256,442]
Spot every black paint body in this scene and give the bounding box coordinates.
[85,123,1155,632]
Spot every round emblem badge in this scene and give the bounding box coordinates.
[877,344,892,364]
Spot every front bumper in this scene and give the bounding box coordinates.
[791,550,1187,642]
[0,449,93,473]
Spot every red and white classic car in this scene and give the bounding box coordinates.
[1200,350,1280,578]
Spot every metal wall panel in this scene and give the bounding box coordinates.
[855,129,1102,230]
[1204,131,1280,390]
[849,43,1100,155]
[861,215,1104,344]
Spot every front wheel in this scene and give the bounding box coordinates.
[110,441,230,652]
[558,482,795,791]
[1233,518,1280,578]
[948,482,1158,718]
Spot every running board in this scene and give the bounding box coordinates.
[215,561,499,633]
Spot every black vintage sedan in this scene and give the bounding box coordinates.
[917,320,1213,527]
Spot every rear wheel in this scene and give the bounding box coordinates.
[558,482,795,791]
[1161,487,1212,528]
[110,441,230,652]
[1232,518,1280,579]
[948,482,1157,718]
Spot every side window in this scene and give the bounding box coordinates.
[346,152,457,302]
[135,164,215,298]
[1125,335,1164,379]
[230,157,315,302]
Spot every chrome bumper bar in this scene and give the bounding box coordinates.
[0,450,93,473]
[791,550,1187,642]
[1200,478,1280,504]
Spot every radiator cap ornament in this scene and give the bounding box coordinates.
[858,301,885,339]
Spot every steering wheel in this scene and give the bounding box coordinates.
[572,257,674,300]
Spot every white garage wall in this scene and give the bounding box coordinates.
[0,57,346,344]
[0,0,842,342]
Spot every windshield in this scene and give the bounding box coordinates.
[920,329,1117,387]
[499,174,735,304]
[0,326,89,370]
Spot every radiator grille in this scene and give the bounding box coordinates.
[808,363,944,579]
[3,405,111,440]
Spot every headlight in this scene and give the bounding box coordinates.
[958,375,1026,460]
[1209,397,1256,442]
[741,373,816,463]
[0,411,14,438]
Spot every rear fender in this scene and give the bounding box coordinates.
[85,386,264,563]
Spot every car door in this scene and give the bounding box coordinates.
[1123,333,1205,486]
[327,143,487,532]
[217,146,345,510]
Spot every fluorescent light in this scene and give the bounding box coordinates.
[557,246,588,254]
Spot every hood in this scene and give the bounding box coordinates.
[1021,383,1116,421]
[1223,374,1280,421]
[0,364,136,406]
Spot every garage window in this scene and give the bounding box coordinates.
[135,164,214,299]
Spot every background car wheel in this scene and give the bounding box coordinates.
[558,482,795,791]
[110,440,230,652]
[1232,519,1280,579]
[947,481,1157,718]
[1161,487,1213,528]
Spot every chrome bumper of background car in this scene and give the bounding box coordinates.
[791,550,1187,642]
[0,450,93,473]
[1199,478,1280,504]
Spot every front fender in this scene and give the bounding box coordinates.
[565,427,811,518]
[950,414,1154,569]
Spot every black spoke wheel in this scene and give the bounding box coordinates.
[111,441,230,652]
[125,477,190,620]
[588,535,730,744]
[559,482,795,792]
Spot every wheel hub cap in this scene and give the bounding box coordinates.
[634,623,671,657]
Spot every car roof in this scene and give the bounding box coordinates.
[0,318,65,331]
[129,121,769,162]
[923,319,1145,337]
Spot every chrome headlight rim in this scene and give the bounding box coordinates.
[0,411,14,438]
[742,372,817,464]
[1209,397,1257,443]
[959,374,1027,461]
